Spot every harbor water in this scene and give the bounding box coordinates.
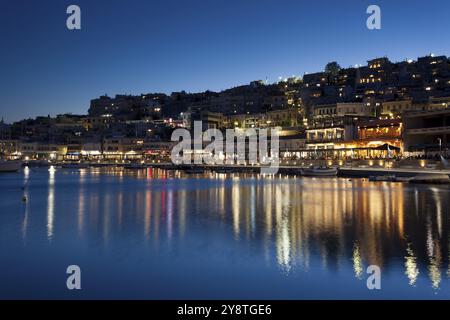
[0,166,449,299]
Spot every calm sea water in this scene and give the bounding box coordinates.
[0,166,449,299]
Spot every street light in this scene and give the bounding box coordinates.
[438,138,442,154]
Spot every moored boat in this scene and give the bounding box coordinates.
[369,175,396,182]
[0,160,22,172]
[301,166,338,177]
[409,174,450,184]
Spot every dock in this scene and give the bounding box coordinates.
[337,166,450,178]
[149,163,450,179]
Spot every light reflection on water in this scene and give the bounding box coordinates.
[46,166,55,240]
[1,167,450,299]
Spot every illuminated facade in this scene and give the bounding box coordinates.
[302,116,402,159]
[403,109,450,155]
[18,142,68,160]
[314,102,373,119]
[225,108,300,129]
[305,117,358,159]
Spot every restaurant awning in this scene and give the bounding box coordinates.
[373,143,401,151]
[288,144,401,153]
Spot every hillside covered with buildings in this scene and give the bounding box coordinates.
[1,54,450,162]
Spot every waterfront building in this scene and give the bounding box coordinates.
[104,137,172,161]
[79,142,103,160]
[279,134,307,160]
[73,138,175,162]
[403,109,450,156]
[65,142,83,160]
[305,116,359,159]
[18,142,67,160]
[304,115,402,160]
[355,118,403,157]
[143,141,175,161]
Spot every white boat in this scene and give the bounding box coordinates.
[301,166,338,177]
[369,175,396,182]
[409,174,450,184]
[394,176,413,183]
[0,160,22,172]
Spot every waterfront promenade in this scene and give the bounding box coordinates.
[148,162,450,178]
[25,158,450,179]
[335,166,450,177]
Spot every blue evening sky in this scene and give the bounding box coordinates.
[1,0,449,121]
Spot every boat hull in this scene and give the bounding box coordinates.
[409,174,450,184]
[302,168,338,177]
[0,160,22,172]
[369,175,396,182]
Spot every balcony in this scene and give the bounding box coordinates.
[306,137,345,144]
[407,126,450,135]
